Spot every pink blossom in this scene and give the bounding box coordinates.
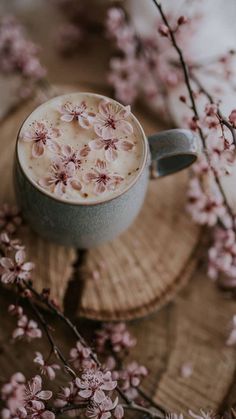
[0,232,23,252]
[106,8,125,34]
[21,121,60,158]
[0,204,22,233]
[12,315,42,341]
[89,137,134,162]
[108,57,140,105]
[75,369,117,403]
[34,352,60,380]
[24,376,54,418]
[119,362,148,399]
[1,406,27,418]
[229,109,236,127]
[54,381,80,408]
[0,249,34,284]
[226,315,236,346]
[56,144,83,169]
[158,24,169,37]
[59,101,95,128]
[84,160,123,195]
[180,362,193,378]
[69,341,95,370]
[95,322,136,353]
[39,161,82,196]
[86,396,124,419]
[1,373,26,415]
[24,376,52,409]
[0,16,46,84]
[208,228,236,280]
[186,178,227,227]
[80,144,91,157]
[8,304,23,317]
[93,100,133,140]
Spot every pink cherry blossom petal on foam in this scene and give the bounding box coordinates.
[32,141,44,157]
[89,139,104,150]
[70,180,82,191]
[95,182,106,194]
[105,147,118,162]
[84,172,97,183]
[60,113,74,123]
[118,140,134,151]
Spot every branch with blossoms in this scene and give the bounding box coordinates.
[0,206,168,419]
[1,204,236,418]
[100,0,236,289]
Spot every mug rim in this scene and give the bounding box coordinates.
[15,91,149,207]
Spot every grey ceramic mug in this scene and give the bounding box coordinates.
[14,95,199,249]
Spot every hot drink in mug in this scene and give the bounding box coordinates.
[15,92,199,248]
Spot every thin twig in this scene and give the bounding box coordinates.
[27,297,76,379]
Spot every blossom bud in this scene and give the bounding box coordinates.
[158,24,169,37]
[178,15,188,25]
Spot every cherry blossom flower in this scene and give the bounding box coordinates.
[0,204,22,233]
[226,315,236,346]
[93,100,133,140]
[0,249,34,284]
[208,228,236,280]
[24,376,52,410]
[95,322,136,353]
[0,232,23,252]
[56,144,83,170]
[186,178,227,227]
[24,376,55,418]
[89,137,134,162]
[8,304,23,317]
[80,144,91,157]
[1,373,26,415]
[84,160,123,195]
[69,341,95,370]
[59,101,95,128]
[75,369,117,403]
[1,406,27,418]
[106,7,125,34]
[0,16,46,88]
[34,352,60,380]
[39,161,82,196]
[12,315,42,341]
[86,396,124,419]
[54,381,80,408]
[21,121,60,158]
[119,362,148,399]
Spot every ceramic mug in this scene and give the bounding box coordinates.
[14,93,199,249]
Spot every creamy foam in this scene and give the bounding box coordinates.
[17,92,145,204]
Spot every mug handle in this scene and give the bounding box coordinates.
[148,128,200,177]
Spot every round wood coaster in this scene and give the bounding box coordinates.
[0,87,201,321]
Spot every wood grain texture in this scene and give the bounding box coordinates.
[0,86,201,320]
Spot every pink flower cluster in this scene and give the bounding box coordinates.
[95,322,136,353]
[105,7,195,107]
[1,374,55,419]
[21,99,135,198]
[9,304,42,341]
[0,15,46,96]
[55,368,124,419]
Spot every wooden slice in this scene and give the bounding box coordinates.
[0,86,201,321]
